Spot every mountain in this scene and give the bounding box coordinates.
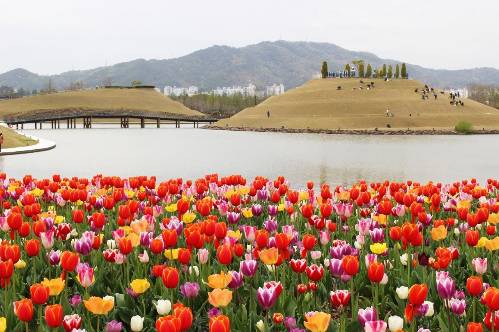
[1,41,498,91]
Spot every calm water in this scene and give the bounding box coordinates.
[2,127,499,186]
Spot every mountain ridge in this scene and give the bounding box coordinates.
[1,41,498,91]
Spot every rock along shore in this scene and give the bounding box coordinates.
[205,125,499,135]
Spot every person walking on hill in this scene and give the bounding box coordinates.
[267,110,271,118]
[0,132,4,152]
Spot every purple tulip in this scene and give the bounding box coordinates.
[208,307,221,318]
[369,228,385,243]
[263,218,278,233]
[139,232,152,247]
[69,294,82,307]
[267,204,278,216]
[257,189,268,201]
[74,237,92,256]
[180,282,200,298]
[358,306,377,327]
[436,271,455,299]
[329,258,344,277]
[449,298,466,316]
[227,212,241,224]
[251,204,263,217]
[106,320,123,332]
[257,284,280,310]
[228,271,243,289]
[240,225,256,242]
[48,249,61,265]
[364,320,387,332]
[240,259,258,277]
[284,317,297,330]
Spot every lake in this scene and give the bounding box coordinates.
[3,127,499,186]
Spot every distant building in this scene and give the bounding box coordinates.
[164,86,199,97]
[213,84,257,97]
[266,84,285,96]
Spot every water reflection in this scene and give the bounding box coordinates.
[2,128,499,186]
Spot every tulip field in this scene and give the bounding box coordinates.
[0,173,499,332]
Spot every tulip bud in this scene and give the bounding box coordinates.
[130,315,144,331]
[155,299,171,315]
[424,301,434,316]
[189,266,199,277]
[400,253,408,266]
[107,240,116,249]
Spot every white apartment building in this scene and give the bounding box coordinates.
[266,84,285,96]
[213,84,257,97]
[163,86,199,97]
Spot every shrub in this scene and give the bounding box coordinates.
[454,121,473,134]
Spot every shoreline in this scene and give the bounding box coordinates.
[205,125,499,135]
[0,126,56,156]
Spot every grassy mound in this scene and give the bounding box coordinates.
[1,126,37,149]
[216,78,499,131]
[0,88,203,119]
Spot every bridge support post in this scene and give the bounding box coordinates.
[57,120,60,129]
[156,118,160,128]
[140,117,145,128]
[16,124,18,130]
[40,122,42,130]
[35,122,37,130]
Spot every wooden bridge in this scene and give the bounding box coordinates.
[3,111,218,129]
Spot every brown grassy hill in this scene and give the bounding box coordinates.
[0,88,204,120]
[0,126,37,148]
[216,79,499,131]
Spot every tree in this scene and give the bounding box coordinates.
[366,64,372,78]
[395,64,400,79]
[401,63,408,79]
[381,64,387,77]
[387,65,393,79]
[373,68,378,78]
[321,61,329,79]
[344,64,351,77]
[358,63,365,78]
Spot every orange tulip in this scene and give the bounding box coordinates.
[83,296,114,315]
[210,315,230,332]
[259,247,278,265]
[206,271,232,289]
[208,289,232,307]
[430,225,447,241]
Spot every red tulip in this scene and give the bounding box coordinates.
[305,264,324,281]
[162,229,178,249]
[466,230,480,247]
[408,284,428,306]
[30,283,50,305]
[118,237,133,255]
[25,238,41,257]
[173,304,193,331]
[14,298,34,322]
[61,251,79,272]
[156,315,182,332]
[466,276,483,297]
[216,245,232,265]
[210,315,230,332]
[45,304,63,328]
[302,234,316,250]
[330,290,351,307]
[341,255,359,276]
[467,322,483,332]
[367,262,385,283]
[162,266,179,289]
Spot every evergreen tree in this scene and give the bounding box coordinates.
[401,63,408,79]
[381,64,387,77]
[358,63,365,78]
[366,64,372,78]
[395,64,400,79]
[387,65,393,78]
[321,61,329,79]
[344,64,351,77]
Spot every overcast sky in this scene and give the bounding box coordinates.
[1,0,497,75]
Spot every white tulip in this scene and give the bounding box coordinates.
[256,320,265,332]
[424,301,434,316]
[400,253,408,266]
[189,266,199,276]
[107,239,116,249]
[103,295,115,306]
[388,315,404,332]
[131,315,144,331]
[396,286,409,299]
[155,299,172,315]
[454,228,460,236]
[380,273,389,285]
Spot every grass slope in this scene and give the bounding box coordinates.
[0,88,203,119]
[1,126,37,149]
[216,79,499,131]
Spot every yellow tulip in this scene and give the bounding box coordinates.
[278,204,285,211]
[206,271,232,289]
[370,243,387,255]
[337,191,350,201]
[238,186,250,195]
[430,225,447,241]
[488,213,499,225]
[41,278,65,296]
[165,204,177,213]
[485,236,499,251]
[130,279,150,294]
[14,259,26,269]
[227,230,242,240]
[182,212,196,224]
[208,289,232,308]
[83,296,114,315]
[127,232,140,247]
[373,214,387,225]
[457,200,471,210]
[130,219,148,235]
[0,317,6,332]
[476,237,489,248]
[304,311,331,332]
[299,191,310,201]
[241,209,253,218]
[164,248,179,260]
[259,247,279,265]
